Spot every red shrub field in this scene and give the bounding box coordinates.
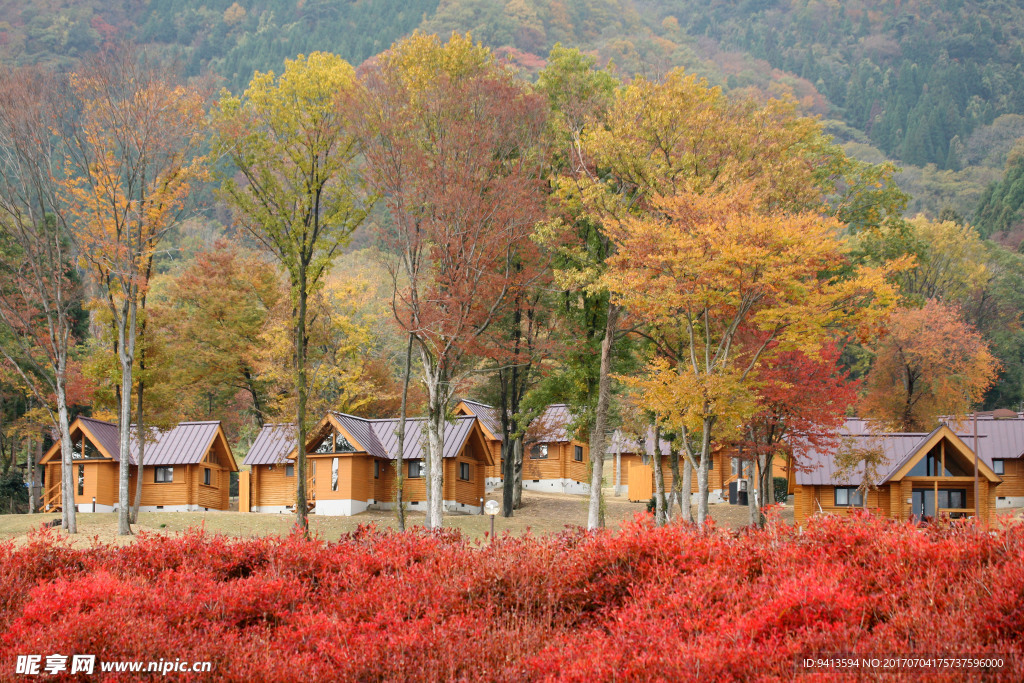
[1,513,1023,681]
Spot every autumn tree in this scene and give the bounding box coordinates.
[211,52,371,532]
[740,342,860,526]
[861,300,999,431]
[145,241,281,430]
[606,190,898,524]
[559,64,914,527]
[361,33,548,529]
[535,45,619,530]
[61,46,207,535]
[0,65,83,532]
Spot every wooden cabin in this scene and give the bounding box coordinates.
[39,417,237,513]
[610,429,777,504]
[789,421,1001,526]
[454,400,591,495]
[242,412,494,515]
[944,413,1024,508]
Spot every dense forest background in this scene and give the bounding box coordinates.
[3,0,1024,480]
[6,0,1024,236]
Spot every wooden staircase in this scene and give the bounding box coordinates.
[38,481,62,513]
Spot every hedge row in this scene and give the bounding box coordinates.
[1,512,1022,681]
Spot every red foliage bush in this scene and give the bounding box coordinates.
[1,513,1023,681]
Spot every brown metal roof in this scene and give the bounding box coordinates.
[243,424,297,466]
[795,420,992,486]
[457,400,503,441]
[607,427,674,457]
[78,417,230,466]
[943,416,1024,461]
[78,417,122,459]
[252,414,482,464]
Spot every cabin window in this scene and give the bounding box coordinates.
[908,449,969,477]
[459,462,470,481]
[77,464,84,496]
[71,438,83,460]
[203,468,211,486]
[285,464,294,477]
[84,440,100,459]
[313,435,334,454]
[409,460,424,478]
[530,444,548,460]
[374,461,380,479]
[994,459,1005,475]
[155,466,174,483]
[331,457,339,492]
[574,445,583,462]
[834,487,863,507]
[939,489,967,510]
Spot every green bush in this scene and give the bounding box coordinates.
[773,476,788,504]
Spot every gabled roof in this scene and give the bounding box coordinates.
[78,416,120,459]
[606,428,674,457]
[243,423,298,466]
[49,417,233,467]
[795,420,995,487]
[456,400,502,441]
[943,415,1024,461]
[455,400,579,444]
[255,413,487,464]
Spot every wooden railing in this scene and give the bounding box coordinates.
[39,481,62,512]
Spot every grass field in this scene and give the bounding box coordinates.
[0,489,791,546]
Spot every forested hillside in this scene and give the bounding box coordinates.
[4,0,1024,224]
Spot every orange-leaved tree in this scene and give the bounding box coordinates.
[605,190,900,524]
[61,46,208,535]
[861,299,1000,431]
[360,33,548,530]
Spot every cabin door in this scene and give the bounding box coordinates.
[911,489,935,520]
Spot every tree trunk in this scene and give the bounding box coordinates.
[614,435,622,497]
[116,298,136,536]
[394,333,413,532]
[26,430,36,514]
[57,378,76,532]
[424,400,445,529]
[512,438,523,509]
[758,453,775,524]
[695,417,714,525]
[746,459,759,527]
[651,425,667,526]
[587,302,619,530]
[681,456,693,523]
[130,379,144,524]
[294,281,310,534]
[668,447,682,521]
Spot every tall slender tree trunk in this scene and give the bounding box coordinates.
[26,429,36,514]
[130,379,144,523]
[294,281,309,533]
[746,458,760,527]
[425,399,446,529]
[614,435,622,497]
[681,456,693,523]
[651,424,667,526]
[668,448,682,521]
[52,349,76,531]
[116,297,136,536]
[696,417,714,525]
[587,302,619,530]
[512,439,524,509]
[394,334,413,532]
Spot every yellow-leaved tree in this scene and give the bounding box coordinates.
[210,52,373,532]
[61,46,208,535]
[604,190,901,524]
